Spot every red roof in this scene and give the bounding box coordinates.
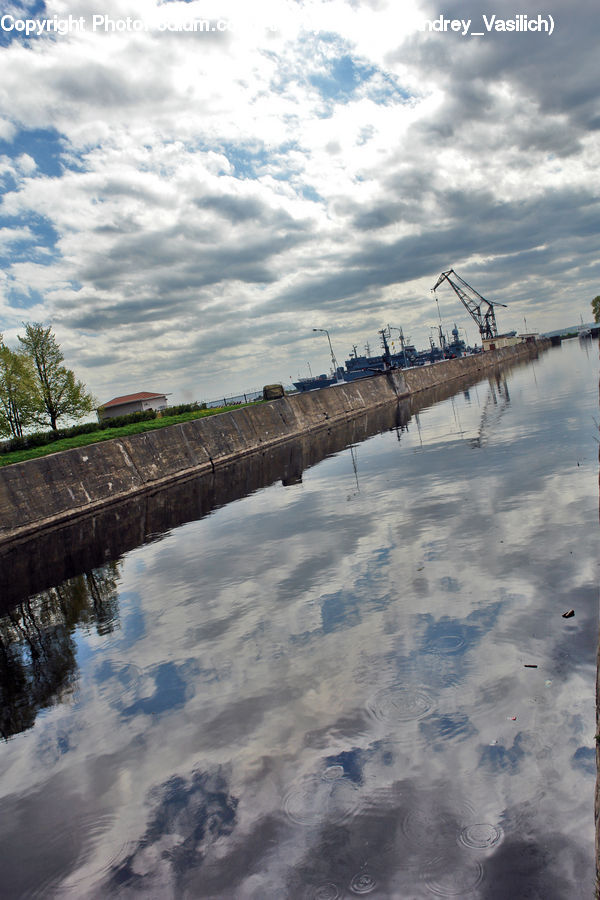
[101,392,167,409]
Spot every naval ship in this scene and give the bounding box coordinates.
[293,325,469,392]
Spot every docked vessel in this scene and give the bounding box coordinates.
[292,324,471,392]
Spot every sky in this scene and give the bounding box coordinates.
[0,0,598,405]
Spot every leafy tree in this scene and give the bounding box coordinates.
[592,295,600,324]
[18,323,95,431]
[0,339,40,437]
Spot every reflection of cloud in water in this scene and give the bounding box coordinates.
[368,684,435,726]
[478,733,526,774]
[120,661,189,718]
[382,600,505,696]
[572,746,595,776]
[106,766,238,895]
[0,769,116,898]
[0,342,595,897]
[324,748,364,785]
[419,604,504,658]
[482,829,592,899]
[419,712,477,752]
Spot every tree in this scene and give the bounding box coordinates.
[18,323,96,430]
[592,296,600,324]
[0,339,40,438]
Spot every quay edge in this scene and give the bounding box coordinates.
[0,339,550,547]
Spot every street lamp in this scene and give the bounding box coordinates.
[313,328,341,378]
[387,324,408,367]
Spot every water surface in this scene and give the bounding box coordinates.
[0,339,597,898]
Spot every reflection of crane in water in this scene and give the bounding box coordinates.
[470,374,511,449]
[347,407,410,497]
[346,444,362,500]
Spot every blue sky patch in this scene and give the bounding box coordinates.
[218,142,270,179]
[0,215,59,262]
[309,54,376,102]
[299,184,323,203]
[1,281,48,311]
[0,1,48,47]
[0,127,68,177]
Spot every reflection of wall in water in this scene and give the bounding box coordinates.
[0,562,121,740]
[0,350,541,614]
[1,406,408,608]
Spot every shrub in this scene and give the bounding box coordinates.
[0,410,159,454]
[161,402,206,416]
[98,409,157,429]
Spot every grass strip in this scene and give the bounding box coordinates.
[0,403,258,468]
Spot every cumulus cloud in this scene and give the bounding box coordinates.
[0,0,598,401]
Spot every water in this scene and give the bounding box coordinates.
[0,339,597,898]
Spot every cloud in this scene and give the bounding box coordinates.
[0,0,598,401]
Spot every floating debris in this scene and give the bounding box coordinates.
[562,609,575,618]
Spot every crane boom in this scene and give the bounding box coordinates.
[432,269,507,341]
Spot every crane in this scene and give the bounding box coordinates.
[432,269,507,341]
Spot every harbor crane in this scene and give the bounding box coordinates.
[432,269,507,341]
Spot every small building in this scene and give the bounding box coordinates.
[98,391,169,421]
[482,333,520,352]
[519,332,540,344]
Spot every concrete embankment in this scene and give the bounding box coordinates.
[0,339,549,545]
[0,402,410,606]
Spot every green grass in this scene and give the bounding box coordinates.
[0,403,258,468]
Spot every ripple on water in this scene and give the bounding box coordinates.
[368,685,434,723]
[37,813,117,897]
[403,798,475,847]
[459,823,503,850]
[284,773,361,826]
[312,883,341,900]
[422,856,484,896]
[424,634,466,655]
[350,871,377,894]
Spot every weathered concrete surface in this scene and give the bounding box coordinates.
[0,339,549,546]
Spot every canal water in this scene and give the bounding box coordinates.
[0,339,597,898]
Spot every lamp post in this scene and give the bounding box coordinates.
[387,325,408,367]
[313,328,341,379]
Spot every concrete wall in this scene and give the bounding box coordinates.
[0,340,549,545]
